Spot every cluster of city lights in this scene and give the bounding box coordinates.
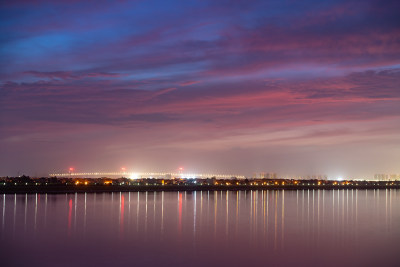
[50,166,245,179]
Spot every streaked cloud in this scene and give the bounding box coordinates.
[0,0,399,177]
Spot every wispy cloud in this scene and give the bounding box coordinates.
[1,0,399,176]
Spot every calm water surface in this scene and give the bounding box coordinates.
[1,190,399,266]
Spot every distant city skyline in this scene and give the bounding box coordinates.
[1,0,399,178]
[2,167,399,181]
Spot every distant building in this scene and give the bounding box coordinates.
[259,172,277,179]
[304,174,328,180]
[269,173,277,179]
[375,174,388,181]
[375,174,400,181]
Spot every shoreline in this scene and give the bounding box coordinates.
[1,184,399,194]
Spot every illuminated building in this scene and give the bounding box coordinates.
[375,174,400,181]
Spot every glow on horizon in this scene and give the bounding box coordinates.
[129,173,139,180]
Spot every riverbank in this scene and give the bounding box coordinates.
[1,184,399,194]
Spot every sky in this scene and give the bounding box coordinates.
[0,0,399,178]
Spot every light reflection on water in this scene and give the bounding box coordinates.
[0,189,399,266]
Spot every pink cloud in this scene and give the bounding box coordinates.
[24,71,123,80]
[179,81,201,86]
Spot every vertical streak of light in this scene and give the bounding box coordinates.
[200,191,203,213]
[385,189,388,231]
[351,189,354,243]
[84,193,87,235]
[250,190,253,241]
[118,192,122,232]
[333,189,335,230]
[352,189,354,214]
[161,191,164,238]
[111,192,114,227]
[363,190,366,243]
[346,190,349,242]
[153,192,156,231]
[389,189,392,231]
[239,190,241,242]
[2,194,5,232]
[44,194,47,229]
[225,191,228,238]
[266,190,269,248]
[342,190,344,246]
[312,189,315,234]
[312,190,314,241]
[68,198,72,236]
[253,191,255,241]
[74,193,77,233]
[307,190,310,241]
[317,190,320,246]
[281,190,285,250]
[110,192,112,222]
[377,189,379,212]
[207,191,210,229]
[302,190,304,232]
[355,189,358,246]
[322,190,325,228]
[200,191,203,235]
[34,193,37,233]
[145,192,148,238]
[336,189,342,244]
[24,194,27,232]
[236,191,239,238]
[337,189,340,234]
[254,191,257,239]
[296,190,299,224]
[214,191,217,240]
[136,192,140,233]
[263,191,266,242]
[120,193,124,237]
[194,191,197,243]
[178,192,182,240]
[355,190,358,224]
[274,191,278,252]
[128,192,131,229]
[13,194,16,236]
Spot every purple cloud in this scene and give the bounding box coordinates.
[1,0,399,177]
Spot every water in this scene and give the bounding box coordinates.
[1,190,399,266]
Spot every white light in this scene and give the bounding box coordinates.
[130,173,139,180]
[337,177,343,181]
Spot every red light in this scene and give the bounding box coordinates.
[121,167,126,171]
[69,167,74,171]
[179,167,183,170]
